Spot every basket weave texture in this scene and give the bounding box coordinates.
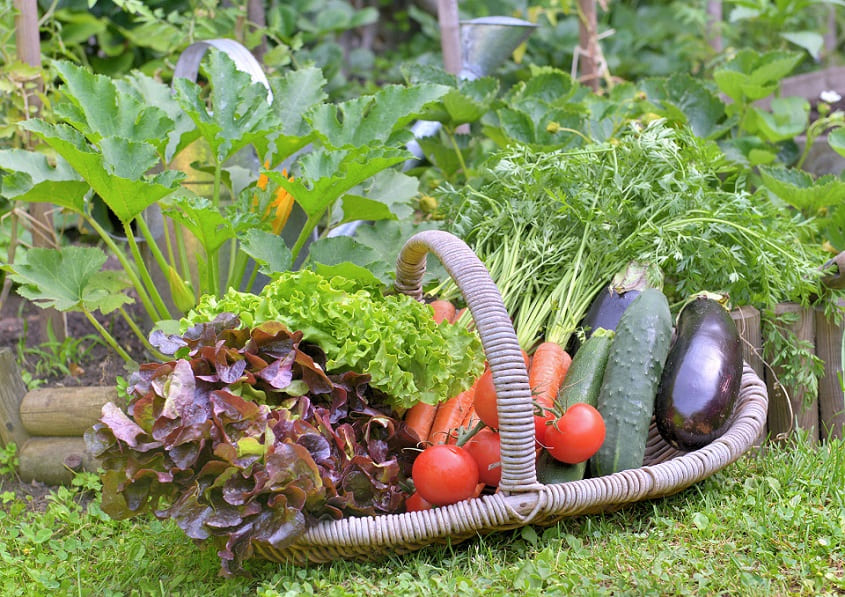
[254,230,769,565]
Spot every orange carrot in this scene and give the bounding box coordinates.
[428,382,477,444]
[404,402,438,446]
[430,299,457,324]
[529,341,572,417]
[459,402,479,432]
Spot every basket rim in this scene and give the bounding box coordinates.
[253,363,766,564]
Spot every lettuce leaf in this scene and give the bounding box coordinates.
[181,270,484,409]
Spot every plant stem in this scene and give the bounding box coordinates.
[446,128,469,179]
[84,214,159,323]
[134,214,172,282]
[290,214,320,264]
[118,306,168,361]
[122,221,172,321]
[82,307,136,367]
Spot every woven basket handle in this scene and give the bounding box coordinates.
[395,230,541,493]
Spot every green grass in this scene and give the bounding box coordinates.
[2,433,843,596]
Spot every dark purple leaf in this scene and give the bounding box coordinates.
[256,352,295,388]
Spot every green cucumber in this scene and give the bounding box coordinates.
[537,450,586,484]
[590,288,673,477]
[537,328,614,485]
[557,327,614,410]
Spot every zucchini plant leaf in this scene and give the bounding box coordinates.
[162,194,236,254]
[115,71,201,164]
[337,195,396,224]
[6,246,132,314]
[0,149,88,209]
[239,228,293,276]
[173,49,279,164]
[266,146,408,219]
[21,119,182,223]
[52,60,174,156]
[351,219,448,288]
[268,66,327,163]
[306,83,449,148]
[307,236,389,286]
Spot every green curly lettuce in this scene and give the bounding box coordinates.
[181,270,484,409]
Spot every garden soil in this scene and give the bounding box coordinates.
[0,275,149,512]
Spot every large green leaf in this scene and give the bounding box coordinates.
[828,127,845,158]
[759,165,845,214]
[306,83,448,148]
[163,194,236,254]
[239,228,293,276]
[267,66,327,163]
[713,49,802,103]
[21,119,182,223]
[271,66,328,138]
[641,74,726,139]
[173,49,279,164]
[781,31,824,60]
[505,68,578,106]
[115,71,200,164]
[7,246,132,314]
[52,60,174,155]
[266,146,408,219]
[307,236,388,286]
[0,149,88,209]
[750,97,809,143]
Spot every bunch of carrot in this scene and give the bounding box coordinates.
[403,299,573,447]
[404,300,479,445]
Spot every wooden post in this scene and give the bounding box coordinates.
[20,386,118,437]
[815,298,845,441]
[706,1,722,53]
[577,0,601,91]
[14,0,66,344]
[247,0,267,63]
[0,349,31,447]
[731,305,766,443]
[18,437,98,485]
[765,303,819,443]
[437,0,462,76]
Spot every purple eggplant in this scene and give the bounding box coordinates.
[570,262,659,354]
[655,294,742,451]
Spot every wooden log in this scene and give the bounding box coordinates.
[731,305,766,443]
[0,349,31,447]
[20,386,117,437]
[765,303,819,443]
[18,437,98,485]
[815,298,845,441]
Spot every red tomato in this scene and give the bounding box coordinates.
[544,403,606,464]
[412,444,480,506]
[405,492,433,512]
[464,428,502,487]
[533,399,556,444]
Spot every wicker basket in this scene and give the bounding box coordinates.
[253,230,769,565]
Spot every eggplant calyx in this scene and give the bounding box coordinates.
[821,251,845,290]
[610,261,663,294]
